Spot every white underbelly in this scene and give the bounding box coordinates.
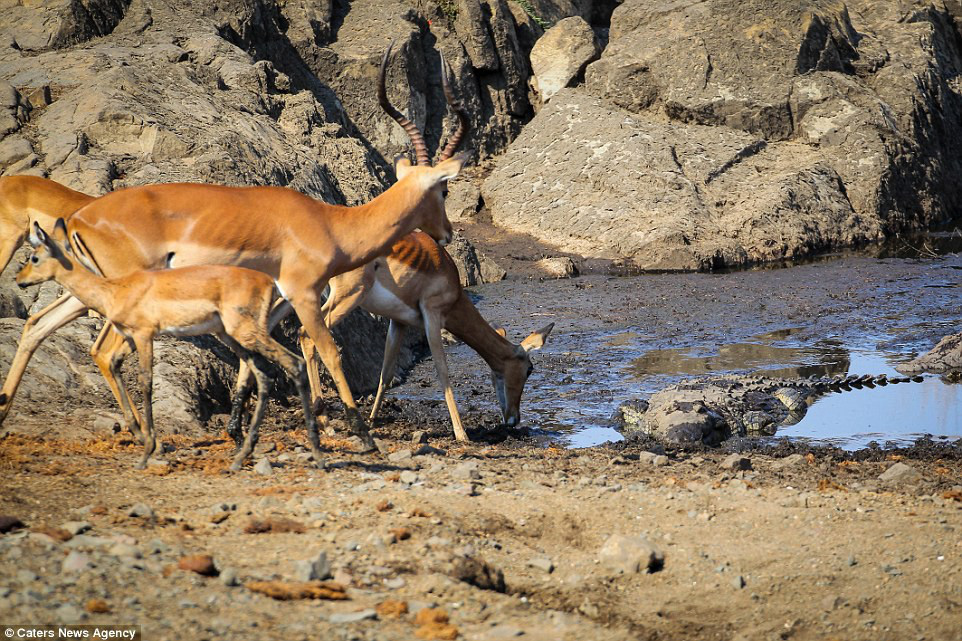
[160,316,223,338]
[363,281,422,327]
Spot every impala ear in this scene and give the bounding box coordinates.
[432,151,467,183]
[32,222,51,249]
[52,218,69,244]
[521,322,555,352]
[395,155,413,180]
[28,221,45,247]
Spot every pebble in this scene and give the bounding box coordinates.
[388,449,413,463]
[108,543,142,558]
[16,569,38,583]
[598,534,664,575]
[56,603,84,624]
[720,454,752,471]
[61,521,92,536]
[254,459,274,476]
[329,609,377,624]
[411,430,429,444]
[293,551,331,581]
[384,576,406,589]
[219,567,240,587]
[451,462,480,480]
[400,470,419,485]
[878,462,922,486]
[127,503,154,519]
[61,551,93,573]
[146,539,168,555]
[638,452,669,466]
[732,575,746,589]
[527,557,555,574]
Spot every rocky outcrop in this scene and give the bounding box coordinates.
[484,0,962,270]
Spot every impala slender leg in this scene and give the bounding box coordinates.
[132,334,156,470]
[91,323,144,442]
[106,332,140,443]
[0,294,88,425]
[299,269,372,434]
[293,293,372,453]
[226,359,253,448]
[246,333,326,469]
[370,320,405,421]
[421,305,469,442]
[226,299,294,444]
[218,333,271,470]
[230,355,269,470]
[298,329,326,420]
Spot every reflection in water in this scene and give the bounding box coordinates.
[630,335,851,380]
[778,352,962,449]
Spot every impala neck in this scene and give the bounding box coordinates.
[51,262,115,318]
[326,178,435,271]
[444,293,518,374]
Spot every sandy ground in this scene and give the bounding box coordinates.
[1,425,961,641]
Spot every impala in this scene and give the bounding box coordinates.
[311,232,553,441]
[17,220,316,470]
[0,43,469,462]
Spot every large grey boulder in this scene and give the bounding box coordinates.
[482,89,875,270]
[529,16,598,103]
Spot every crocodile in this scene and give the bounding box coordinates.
[618,373,924,446]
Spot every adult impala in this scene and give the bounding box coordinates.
[316,232,553,440]
[0,43,470,455]
[18,220,317,470]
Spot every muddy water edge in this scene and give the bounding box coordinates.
[384,236,962,453]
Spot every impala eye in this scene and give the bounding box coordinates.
[30,256,38,264]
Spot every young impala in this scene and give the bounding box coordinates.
[0,43,470,464]
[17,220,315,470]
[232,232,553,442]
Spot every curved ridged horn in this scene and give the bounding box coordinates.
[437,51,470,162]
[378,40,431,167]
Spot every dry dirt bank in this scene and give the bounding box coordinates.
[1,425,961,641]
